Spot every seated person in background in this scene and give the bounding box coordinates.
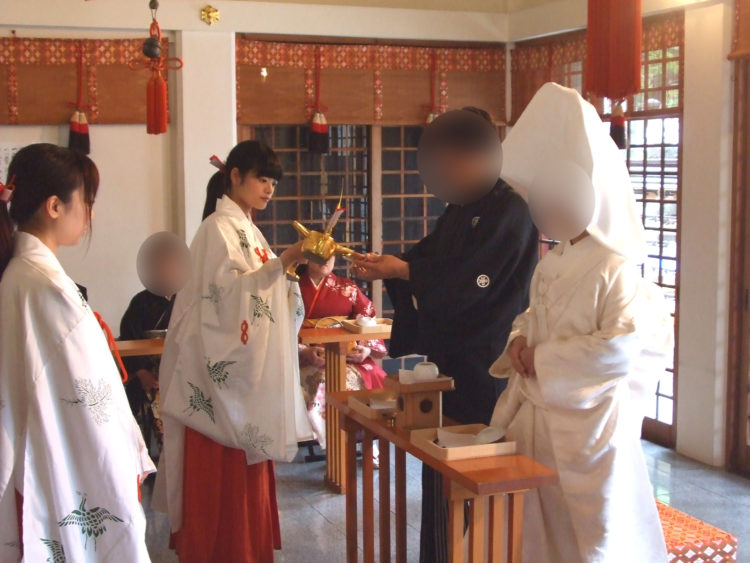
[297,255,387,449]
[120,231,190,458]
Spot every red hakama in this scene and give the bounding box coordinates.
[171,427,281,563]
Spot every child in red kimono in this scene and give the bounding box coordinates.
[298,256,387,450]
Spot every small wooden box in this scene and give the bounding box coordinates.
[340,318,393,334]
[348,391,397,420]
[384,374,454,430]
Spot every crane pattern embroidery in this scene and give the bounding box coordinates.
[184,381,215,422]
[294,291,305,321]
[206,358,236,388]
[251,295,274,325]
[239,423,273,457]
[202,283,224,306]
[73,284,89,309]
[57,494,123,551]
[237,230,251,258]
[40,538,66,562]
[62,378,112,425]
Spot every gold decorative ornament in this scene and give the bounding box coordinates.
[200,5,220,26]
[285,193,359,282]
[292,221,356,264]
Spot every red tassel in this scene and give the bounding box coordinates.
[610,103,627,149]
[94,311,129,383]
[147,70,168,135]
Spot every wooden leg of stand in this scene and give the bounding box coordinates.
[488,495,505,563]
[362,430,375,563]
[325,341,348,493]
[395,446,407,563]
[345,418,359,562]
[379,438,391,563]
[469,496,485,563]
[506,492,525,563]
[448,494,465,563]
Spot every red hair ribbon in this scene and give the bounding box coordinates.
[94,311,129,383]
[209,154,226,173]
[0,175,16,204]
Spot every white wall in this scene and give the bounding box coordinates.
[0,125,173,329]
[173,31,237,244]
[1,0,509,42]
[507,0,713,40]
[675,0,734,466]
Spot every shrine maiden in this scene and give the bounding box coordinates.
[0,144,154,562]
[153,141,311,562]
[490,83,671,562]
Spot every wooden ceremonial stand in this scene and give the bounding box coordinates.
[298,327,391,494]
[118,338,164,357]
[328,390,558,563]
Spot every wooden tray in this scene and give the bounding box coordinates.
[340,318,393,334]
[384,373,454,393]
[348,391,398,420]
[411,424,517,461]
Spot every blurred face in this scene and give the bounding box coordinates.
[229,169,278,213]
[417,111,503,206]
[421,148,500,205]
[55,186,92,247]
[137,232,191,297]
[527,159,596,242]
[307,255,336,280]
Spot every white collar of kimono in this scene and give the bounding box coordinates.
[500,82,646,261]
[14,230,65,272]
[216,194,252,221]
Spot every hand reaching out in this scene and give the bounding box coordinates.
[352,253,409,281]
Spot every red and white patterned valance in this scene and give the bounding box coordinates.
[235,37,506,125]
[0,36,171,125]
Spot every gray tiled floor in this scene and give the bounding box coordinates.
[144,441,750,562]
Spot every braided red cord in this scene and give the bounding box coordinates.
[94,311,129,383]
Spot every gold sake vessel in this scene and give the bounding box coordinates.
[292,221,356,264]
[285,197,358,281]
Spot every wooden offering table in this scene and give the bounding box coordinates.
[117,338,165,357]
[298,326,391,493]
[328,390,558,563]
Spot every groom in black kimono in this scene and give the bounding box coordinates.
[353,108,538,563]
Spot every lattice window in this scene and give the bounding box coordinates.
[248,124,372,285]
[627,115,680,426]
[380,125,444,373]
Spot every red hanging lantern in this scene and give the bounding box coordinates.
[129,1,183,135]
[584,0,642,149]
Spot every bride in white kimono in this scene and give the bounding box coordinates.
[154,141,311,562]
[491,83,671,563]
[0,144,154,563]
